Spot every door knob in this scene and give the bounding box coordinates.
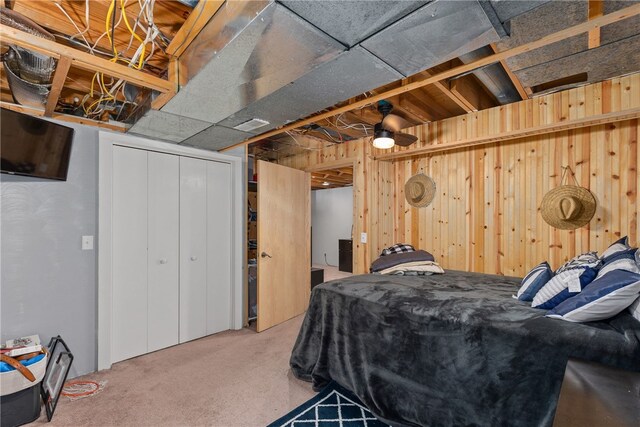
[261,252,272,258]
[159,258,168,264]
[190,256,198,261]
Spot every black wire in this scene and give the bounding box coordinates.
[111,0,117,59]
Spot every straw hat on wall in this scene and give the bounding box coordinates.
[405,174,436,208]
[540,185,596,230]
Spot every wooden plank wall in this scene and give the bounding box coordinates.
[278,73,640,276]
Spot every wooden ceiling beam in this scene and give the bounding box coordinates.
[489,43,529,100]
[1,100,128,132]
[588,1,604,48]
[449,75,497,112]
[166,0,225,57]
[400,92,445,122]
[44,55,72,117]
[393,95,432,123]
[312,172,353,182]
[373,107,640,161]
[416,70,473,113]
[0,24,175,93]
[151,57,179,109]
[222,2,640,151]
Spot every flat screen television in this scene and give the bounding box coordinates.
[1,108,74,181]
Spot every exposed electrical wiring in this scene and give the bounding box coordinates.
[68,0,91,42]
[51,1,94,54]
[285,131,331,151]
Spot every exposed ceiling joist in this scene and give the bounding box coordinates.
[588,0,604,48]
[416,70,473,113]
[0,100,128,132]
[489,43,529,100]
[449,76,497,112]
[166,0,224,57]
[44,55,72,117]
[0,24,175,93]
[222,2,640,152]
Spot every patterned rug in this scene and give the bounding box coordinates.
[267,382,389,427]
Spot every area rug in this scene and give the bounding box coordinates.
[267,382,389,426]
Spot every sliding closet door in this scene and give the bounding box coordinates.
[206,161,232,334]
[112,146,148,362]
[180,157,208,342]
[147,152,180,352]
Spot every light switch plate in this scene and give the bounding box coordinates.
[360,232,367,244]
[82,235,94,250]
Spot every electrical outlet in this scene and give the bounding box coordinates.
[360,232,367,244]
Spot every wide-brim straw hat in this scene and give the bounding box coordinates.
[405,174,436,208]
[540,185,596,230]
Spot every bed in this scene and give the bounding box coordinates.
[289,270,640,427]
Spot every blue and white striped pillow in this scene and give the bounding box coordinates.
[601,236,631,260]
[547,270,640,322]
[532,267,598,310]
[597,248,640,278]
[556,251,601,275]
[515,262,554,302]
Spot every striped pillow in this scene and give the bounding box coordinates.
[515,262,554,302]
[532,267,598,310]
[601,236,631,260]
[556,252,601,275]
[547,270,640,322]
[597,248,640,278]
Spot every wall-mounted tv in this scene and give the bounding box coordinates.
[1,108,74,181]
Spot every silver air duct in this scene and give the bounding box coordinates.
[1,7,57,107]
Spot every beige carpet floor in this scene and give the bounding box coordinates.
[33,315,315,426]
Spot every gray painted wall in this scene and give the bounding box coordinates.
[311,187,353,266]
[1,120,98,377]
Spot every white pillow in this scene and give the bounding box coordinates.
[532,267,598,310]
[547,270,640,322]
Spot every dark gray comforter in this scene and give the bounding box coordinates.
[289,270,640,427]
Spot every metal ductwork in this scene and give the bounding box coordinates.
[1,7,57,108]
[130,0,508,150]
[457,46,521,105]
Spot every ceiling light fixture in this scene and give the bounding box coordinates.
[322,181,330,186]
[373,125,395,149]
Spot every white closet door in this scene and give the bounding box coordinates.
[112,146,148,362]
[179,157,208,342]
[206,161,232,334]
[147,152,180,352]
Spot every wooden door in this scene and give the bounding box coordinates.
[112,146,148,362]
[147,152,180,352]
[257,160,310,332]
[179,156,208,342]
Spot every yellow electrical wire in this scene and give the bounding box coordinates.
[87,0,148,117]
[120,0,146,69]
